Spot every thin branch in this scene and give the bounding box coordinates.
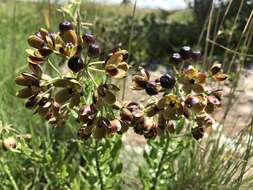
[122,0,137,101]
[207,39,253,58]
[95,141,105,190]
[150,137,170,190]
[48,59,62,77]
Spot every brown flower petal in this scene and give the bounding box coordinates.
[54,88,73,104]
[118,122,129,134]
[62,30,78,45]
[37,106,50,117]
[120,108,133,124]
[146,104,159,117]
[15,73,39,86]
[132,75,147,90]
[26,49,44,59]
[106,51,124,65]
[28,63,43,78]
[185,96,206,113]
[105,64,118,77]
[113,69,127,79]
[16,87,34,99]
[207,96,220,105]
[196,72,206,84]
[39,47,53,57]
[28,35,44,49]
[192,84,204,93]
[27,56,44,65]
[69,93,81,108]
[192,126,204,140]
[210,63,222,75]
[184,66,197,77]
[104,90,116,105]
[107,119,122,134]
[53,78,82,90]
[205,103,215,114]
[25,95,38,109]
[117,61,129,72]
[212,73,228,81]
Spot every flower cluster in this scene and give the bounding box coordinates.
[15,22,227,141]
[131,46,228,140]
[15,21,132,140]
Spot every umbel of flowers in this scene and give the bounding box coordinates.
[15,21,227,141]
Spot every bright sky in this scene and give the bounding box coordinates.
[95,0,188,10]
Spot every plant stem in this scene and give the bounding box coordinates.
[48,59,62,77]
[203,0,214,70]
[1,161,19,190]
[95,141,105,190]
[88,67,105,73]
[150,137,170,190]
[87,70,98,87]
[121,0,137,101]
[89,61,105,66]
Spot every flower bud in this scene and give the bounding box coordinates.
[191,126,204,140]
[145,82,159,96]
[88,44,100,57]
[78,127,92,140]
[170,53,181,64]
[59,21,73,33]
[160,74,176,89]
[68,56,84,73]
[145,104,159,117]
[179,46,192,60]
[185,96,206,113]
[144,126,157,139]
[25,95,38,109]
[82,33,96,44]
[2,137,17,150]
[191,51,202,61]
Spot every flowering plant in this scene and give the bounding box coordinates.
[12,1,229,189]
[15,18,227,141]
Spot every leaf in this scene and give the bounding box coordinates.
[110,140,122,158]
[138,166,148,185]
[114,163,123,174]
[143,151,152,167]
[176,118,185,134]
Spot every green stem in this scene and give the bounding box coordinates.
[87,71,98,87]
[95,141,105,190]
[121,0,137,101]
[150,137,170,190]
[89,61,105,66]
[48,59,62,77]
[1,161,19,190]
[88,67,105,73]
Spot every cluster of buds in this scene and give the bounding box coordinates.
[170,46,202,64]
[15,21,131,139]
[131,46,228,140]
[15,21,227,141]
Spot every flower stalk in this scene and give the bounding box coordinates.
[150,136,170,190]
[95,141,105,190]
